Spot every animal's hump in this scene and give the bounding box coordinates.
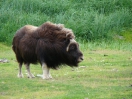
[37,21,75,40]
[24,25,38,34]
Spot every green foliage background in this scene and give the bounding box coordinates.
[0,0,132,45]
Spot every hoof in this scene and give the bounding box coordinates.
[17,73,24,78]
[27,74,35,78]
[37,74,52,80]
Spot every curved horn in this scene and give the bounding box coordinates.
[66,39,76,52]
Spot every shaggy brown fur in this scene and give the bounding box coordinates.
[12,22,83,78]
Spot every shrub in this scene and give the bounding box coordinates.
[0,0,132,45]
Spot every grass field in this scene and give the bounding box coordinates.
[0,42,132,99]
[0,0,132,98]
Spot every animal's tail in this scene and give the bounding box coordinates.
[12,37,16,52]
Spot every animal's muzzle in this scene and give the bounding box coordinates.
[78,56,84,63]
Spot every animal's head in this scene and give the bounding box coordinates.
[39,22,83,66]
[66,37,83,66]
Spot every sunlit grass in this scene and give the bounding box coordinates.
[0,43,132,99]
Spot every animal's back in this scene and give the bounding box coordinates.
[13,25,38,43]
[12,25,38,64]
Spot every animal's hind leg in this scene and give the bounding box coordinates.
[25,63,35,78]
[17,63,24,78]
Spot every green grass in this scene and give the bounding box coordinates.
[0,42,132,99]
[0,0,132,45]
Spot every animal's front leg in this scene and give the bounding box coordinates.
[42,62,52,79]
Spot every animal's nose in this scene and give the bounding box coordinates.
[80,57,84,60]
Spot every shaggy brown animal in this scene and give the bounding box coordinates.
[12,22,83,79]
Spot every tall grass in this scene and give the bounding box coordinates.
[0,0,132,45]
[78,38,132,52]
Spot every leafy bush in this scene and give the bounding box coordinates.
[0,0,132,45]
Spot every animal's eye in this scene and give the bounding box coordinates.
[70,44,76,50]
[71,45,75,49]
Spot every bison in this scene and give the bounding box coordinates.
[12,22,83,79]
